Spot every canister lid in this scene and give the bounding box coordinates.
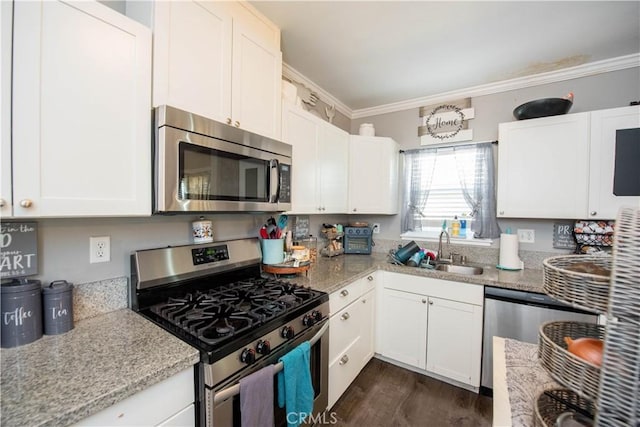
[42,280,74,294]
[1,278,42,294]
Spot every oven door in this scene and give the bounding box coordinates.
[207,320,329,427]
[155,125,291,213]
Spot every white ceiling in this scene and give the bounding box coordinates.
[250,1,640,113]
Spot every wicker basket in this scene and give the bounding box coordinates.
[543,255,612,313]
[539,321,605,401]
[534,389,596,427]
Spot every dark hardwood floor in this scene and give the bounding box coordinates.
[329,358,493,426]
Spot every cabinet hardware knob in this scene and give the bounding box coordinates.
[339,355,349,365]
[0,198,5,208]
[226,118,232,125]
[590,211,597,216]
[499,211,504,215]
[429,300,434,305]
[20,199,33,208]
[367,276,373,281]
[340,312,350,321]
[422,299,426,304]
[234,121,240,127]
[353,208,357,212]
[340,289,349,297]
[362,299,366,303]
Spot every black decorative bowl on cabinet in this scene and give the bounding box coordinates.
[513,98,573,120]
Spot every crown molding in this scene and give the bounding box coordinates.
[347,53,639,119]
[282,63,352,118]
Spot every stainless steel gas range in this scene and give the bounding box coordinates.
[130,238,329,427]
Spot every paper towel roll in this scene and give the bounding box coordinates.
[498,234,524,270]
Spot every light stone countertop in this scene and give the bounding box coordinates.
[279,253,545,294]
[493,337,559,427]
[0,254,545,427]
[0,309,200,427]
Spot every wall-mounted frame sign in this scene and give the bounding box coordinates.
[419,98,475,145]
[553,222,576,250]
[0,222,38,278]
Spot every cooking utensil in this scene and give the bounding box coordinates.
[277,214,288,231]
[259,226,269,239]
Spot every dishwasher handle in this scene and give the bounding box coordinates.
[484,286,596,314]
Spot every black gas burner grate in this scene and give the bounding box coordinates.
[147,277,321,346]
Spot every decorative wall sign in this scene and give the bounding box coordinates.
[419,98,475,145]
[0,222,38,278]
[553,222,576,250]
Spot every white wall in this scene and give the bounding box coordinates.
[350,67,640,251]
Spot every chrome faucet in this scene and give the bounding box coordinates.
[437,229,451,264]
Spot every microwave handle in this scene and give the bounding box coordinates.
[269,159,280,203]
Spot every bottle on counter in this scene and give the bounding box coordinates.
[460,214,467,237]
[451,216,461,237]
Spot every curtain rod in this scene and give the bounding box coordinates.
[402,140,498,154]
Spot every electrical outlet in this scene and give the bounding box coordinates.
[90,236,111,263]
[372,223,381,234]
[517,229,535,243]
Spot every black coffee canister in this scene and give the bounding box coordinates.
[1,278,43,348]
[42,280,74,335]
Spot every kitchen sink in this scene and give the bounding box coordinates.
[434,264,484,275]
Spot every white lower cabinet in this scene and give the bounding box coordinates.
[327,273,377,409]
[426,296,483,386]
[377,287,428,369]
[72,367,195,426]
[377,271,484,389]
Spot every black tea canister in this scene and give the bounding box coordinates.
[1,278,43,348]
[42,280,74,335]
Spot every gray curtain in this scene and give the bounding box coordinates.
[453,142,501,239]
[401,149,436,232]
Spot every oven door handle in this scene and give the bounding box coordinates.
[213,320,328,404]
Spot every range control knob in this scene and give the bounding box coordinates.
[312,310,323,322]
[240,348,256,365]
[256,340,271,355]
[302,314,316,327]
[281,325,295,339]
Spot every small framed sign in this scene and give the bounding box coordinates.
[553,222,576,250]
[0,222,39,278]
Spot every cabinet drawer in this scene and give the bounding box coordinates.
[329,298,362,363]
[72,367,194,426]
[328,337,361,409]
[329,280,363,314]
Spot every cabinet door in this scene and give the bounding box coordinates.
[153,1,232,122]
[378,287,428,370]
[282,106,319,214]
[426,297,483,387]
[0,0,12,217]
[317,123,349,213]
[349,136,399,214]
[588,106,640,219]
[497,113,590,218]
[231,7,282,138]
[359,288,376,367]
[12,0,152,217]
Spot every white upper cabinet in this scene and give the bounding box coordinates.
[1,0,12,218]
[151,1,282,139]
[348,136,399,214]
[588,106,640,219]
[498,106,640,220]
[497,112,590,219]
[12,0,152,217]
[281,104,348,214]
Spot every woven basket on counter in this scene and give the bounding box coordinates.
[538,321,605,401]
[534,389,596,427]
[543,255,611,313]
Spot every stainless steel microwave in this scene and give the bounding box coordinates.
[154,106,292,213]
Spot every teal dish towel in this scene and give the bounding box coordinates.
[277,341,313,427]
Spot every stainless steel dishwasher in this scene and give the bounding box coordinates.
[480,286,598,395]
